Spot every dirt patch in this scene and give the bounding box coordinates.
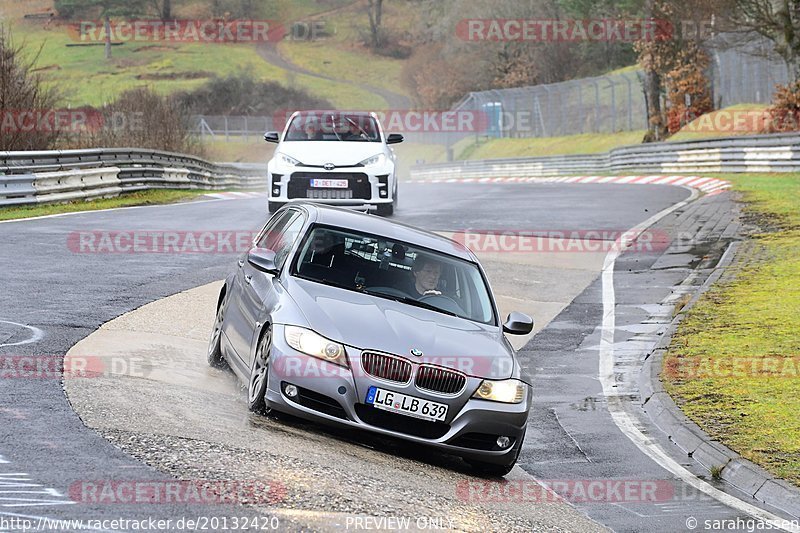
[31,64,61,73]
[136,71,213,80]
[131,45,180,53]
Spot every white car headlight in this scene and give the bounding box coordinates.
[472,379,526,404]
[359,153,386,167]
[284,325,348,368]
[277,152,301,166]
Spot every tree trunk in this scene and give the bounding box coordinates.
[644,68,665,141]
[367,0,383,48]
[785,47,800,83]
[104,16,112,60]
[162,0,172,20]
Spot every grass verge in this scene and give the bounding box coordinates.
[459,131,647,160]
[663,172,800,485]
[0,189,216,221]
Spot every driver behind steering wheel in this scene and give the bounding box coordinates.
[410,254,442,298]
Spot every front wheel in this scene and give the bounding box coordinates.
[247,327,272,413]
[377,201,394,216]
[207,297,227,368]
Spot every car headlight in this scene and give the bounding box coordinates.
[277,152,301,166]
[359,153,386,167]
[284,325,348,368]
[472,379,526,404]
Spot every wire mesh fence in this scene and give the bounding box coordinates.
[191,33,794,157]
[709,33,790,107]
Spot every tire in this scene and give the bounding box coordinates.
[377,201,394,216]
[207,295,227,368]
[466,429,526,478]
[247,326,272,413]
[268,201,285,213]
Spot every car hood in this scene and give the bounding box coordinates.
[278,141,385,166]
[283,277,514,380]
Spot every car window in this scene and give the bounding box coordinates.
[291,226,496,325]
[256,210,295,249]
[272,214,306,270]
[256,210,305,270]
[284,113,381,142]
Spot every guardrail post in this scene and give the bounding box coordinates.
[604,76,617,133]
[591,79,600,133]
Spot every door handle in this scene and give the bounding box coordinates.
[245,275,253,285]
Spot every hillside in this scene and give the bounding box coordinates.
[3,0,413,109]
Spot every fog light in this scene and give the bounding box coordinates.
[272,187,280,195]
[284,384,298,398]
[496,436,511,449]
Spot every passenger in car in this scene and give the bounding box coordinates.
[303,121,323,140]
[410,254,442,297]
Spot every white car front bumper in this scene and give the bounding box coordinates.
[267,161,395,207]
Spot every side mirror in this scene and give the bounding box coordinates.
[264,131,280,143]
[386,133,404,144]
[247,248,279,274]
[503,312,533,335]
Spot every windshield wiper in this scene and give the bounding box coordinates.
[361,289,460,318]
[297,275,355,292]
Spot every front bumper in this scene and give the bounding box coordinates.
[266,163,395,206]
[265,326,530,466]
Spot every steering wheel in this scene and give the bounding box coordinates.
[419,293,464,315]
[364,286,412,298]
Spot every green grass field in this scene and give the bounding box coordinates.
[8,0,393,109]
[0,189,214,221]
[459,131,647,159]
[663,173,800,484]
[670,104,771,142]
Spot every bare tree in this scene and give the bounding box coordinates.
[367,0,384,48]
[150,0,173,20]
[728,0,800,81]
[56,0,147,59]
[635,0,724,141]
[0,28,63,150]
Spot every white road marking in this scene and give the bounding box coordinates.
[0,473,72,509]
[598,187,800,532]
[0,197,230,225]
[0,321,44,347]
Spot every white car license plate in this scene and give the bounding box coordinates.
[365,386,448,422]
[310,179,348,188]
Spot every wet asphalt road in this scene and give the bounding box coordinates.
[0,182,780,531]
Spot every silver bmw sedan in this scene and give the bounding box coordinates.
[208,203,534,476]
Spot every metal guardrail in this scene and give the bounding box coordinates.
[0,148,267,206]
[410,133,800,180]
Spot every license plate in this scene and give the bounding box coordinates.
[306,189,353,199]
[310,179,348,188]
[365,386,448,422]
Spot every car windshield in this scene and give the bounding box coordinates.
[284,112,381,142]
[291,226,496,325]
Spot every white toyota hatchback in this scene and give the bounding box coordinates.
[265,111,403,216]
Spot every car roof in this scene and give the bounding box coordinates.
[291,110,377,119]
[291,203,476,261]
